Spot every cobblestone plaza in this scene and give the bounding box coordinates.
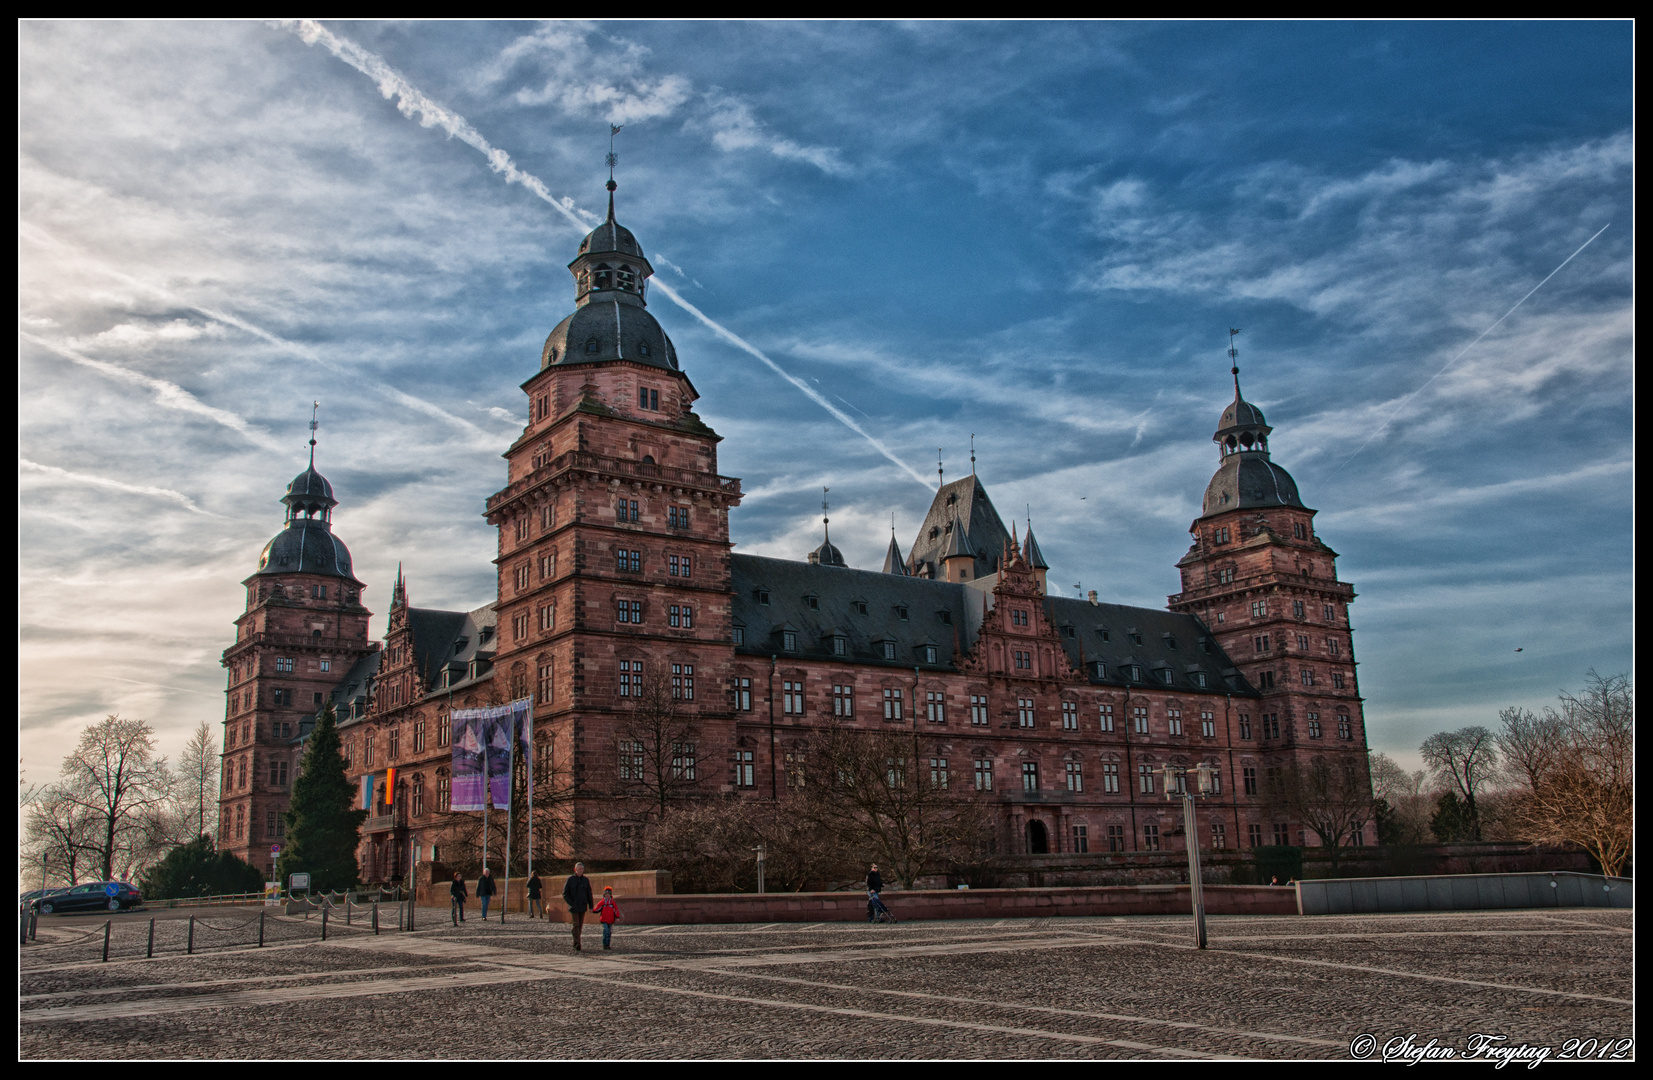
[20,907,1632,1059]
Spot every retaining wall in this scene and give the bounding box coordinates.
[533,884,1296,924]
[1297,871,1633,915]
[417,870,671,911]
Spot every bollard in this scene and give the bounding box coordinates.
[408,897,414,932]
[30,908,38,941]
[147,918,154,959]
[187,915,195,954]
[19,908,27,947]
[372,902,379,935]
[346,899,352,926]
[102,920,111,962]
[258,909,265,947]
[321,905,328,941]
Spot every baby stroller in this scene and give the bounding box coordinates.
[867,890,897,923]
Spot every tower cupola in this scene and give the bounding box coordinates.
[1198,337,1306,519]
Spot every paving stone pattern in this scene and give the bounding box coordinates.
[19,907,1632,1059]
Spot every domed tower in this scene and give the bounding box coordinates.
[484,176,743,858]
[219,427,376,874]
[1168,340,1371,847]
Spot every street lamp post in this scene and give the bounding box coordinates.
[1161,762,1219,950]
[753,844,766,894]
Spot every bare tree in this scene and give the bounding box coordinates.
[611,668,702,829]
[1498,671,1633,877]
[1263,756,1375,872]
[1368,752,1432,846]
[650,796,853,893]
[57,714,175,881]
[23,784,102,887]
[795,720,995,889]
[177,719,220,841]
[1418,726,1497,841]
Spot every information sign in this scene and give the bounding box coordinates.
[288,872,311,891]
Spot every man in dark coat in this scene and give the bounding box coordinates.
[866,864,885,923]
[526,871,544,920]
[476,867,497,920]
[449,872,468,926]
[562,861,594,951]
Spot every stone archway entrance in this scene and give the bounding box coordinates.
[1025,819,1049,854]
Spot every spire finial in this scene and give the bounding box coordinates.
[308,400,320,467]
[970,434,976,477]
[1228,328,1242,395]
[938,449,944,487]
[605,124,622,219]
[821,485,830,545]
[891,511,897,537]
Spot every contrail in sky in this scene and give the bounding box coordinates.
[1330,222,1611,476]
[19,331,285,452]
[285,19,938,492]
[19,222,493,446]
[20,457,217,515]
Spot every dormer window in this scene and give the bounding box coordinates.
[782,630,797,651]
[805,594,819,610]
[896,605,909,620]
[1163,634,1178,650]
[854,601,868,616]
[923,645,938,664]
[929,526,939,539]
[1193,672,1209,688]
[832,636,847,656]
[1130,630,1144,646]
[756,589,770,605]
[1062,624,1075,638]
[1160,668,1175,685]
[882,641,897,661]
[937,610,952,625]
[616,265,637,291]
[1127,665,1142,681]
[1097,628,1111,643]
[637,341,651,358]
[585,338,600,355]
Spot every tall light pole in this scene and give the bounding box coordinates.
[1161,762,1218,950]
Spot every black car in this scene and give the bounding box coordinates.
[35,882,143,914]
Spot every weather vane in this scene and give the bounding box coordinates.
[607,124,623,183]
[308,401,320,466]
[970,433,976,476]
[937,449,944,487]
[1228,328,1242,384]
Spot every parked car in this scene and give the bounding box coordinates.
[34,882,143,914]
[19,887,66,909]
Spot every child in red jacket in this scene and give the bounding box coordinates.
[594,886,621,950]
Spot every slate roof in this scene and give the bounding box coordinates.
[882,534,908,575]
[1022,527,1049,569]
[540,299,680,374]
[1039,593,1255,695]
[907,475,1012,580]
[1200,454,1306,519]
[254,518,361,583]
[329,648,381,721]
[732,554,976,669]
[420,604,498,695]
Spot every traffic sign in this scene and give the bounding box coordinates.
[270,845,282,856]
[104,883,119,897]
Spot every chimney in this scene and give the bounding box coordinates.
[1087,590,1099,605]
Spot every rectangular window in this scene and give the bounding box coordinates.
[1200,711,1215,738]
[1274,823,1291,847]
[734,677,752,712]
[638,387,659,411]
[1102,762,1120,793]
[1296,633,1309,650]
[411,777,424,817]
[269,760,288,787]
[275,657,294,672]
[1098,704,1114,732]
[1168,710,1183,736]
[970,694,988,725]
[882,641,896,660]
[783,680,803,715]
[365,736,375,769]
[1133,706,1149,734]
[616,548,641,572]
[672,663,695,701]
[539,603,556,632]
[513,563,530,591]
[1107,824,1126,852]
[734,750,755,788]
[926,691,945,724]
[616,599,643,624]
[438,719,450,748]
[929,757,949,789]
[784,631,798,651]
[973,759,993,791]
[540,505,555,531]
[1211,822,1227,849]
[1247,823,1262,848]
[1332,671,1346,689]
[671,742,696,781]
[1255,634,1270,653]
[1259,671,1275,689]
[617,660,643,698]
[784,752,805,789]
[1065,761,1083,792]
[833,636,847,655]
[1143,823,1161,852]
[668,506,690,529]
[387,727,400,759]
[923,644,938,664]
[539,553,556,580]
[733,626,744,646]
[1301,668,1315,687]
[1251,600,1267,618]
[1265,713,1280,739]
[1013,649,1031,669]
[1017,697,1035,727]
[515,518,529,542]
[1293,600,1305,618]
[512,611,529,642]
[1206,766,1222,795]
[538,662,553,705]
[882,688,903,721]
[1071,824,1089,853]
[1138,764,1155,794]
[618,740,644,781]
[413,721,426,753]
[669,604,682,628]
[1061,701,1078,730]
[1021,762,1039,791]
[1243,766,1257,795]
[1338,715,1352,740]
[833,684,853,717]
[1307,713,1322,739]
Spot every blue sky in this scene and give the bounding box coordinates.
[19,21,1632,786]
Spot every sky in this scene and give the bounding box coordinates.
[19,20,1633,793]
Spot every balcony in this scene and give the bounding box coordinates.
[487,449,742,513]
[363,806,407,833]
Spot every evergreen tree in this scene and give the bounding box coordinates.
[1429,790,1474,843]
[277,705,365,891]
[140,835,264,899]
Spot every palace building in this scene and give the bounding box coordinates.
[217,184,1373,880]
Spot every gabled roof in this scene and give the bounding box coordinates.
[907,475,1012,580]
[882,533,908,575]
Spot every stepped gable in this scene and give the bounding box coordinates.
[731,554,977,668]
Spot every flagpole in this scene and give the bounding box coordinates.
[527,696,535,884]
[503,707,515,924]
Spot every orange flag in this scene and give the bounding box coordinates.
[385,767,397,806]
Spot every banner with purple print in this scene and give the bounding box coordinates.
[451,700,533,810]
[449,711,487,811]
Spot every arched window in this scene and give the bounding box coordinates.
[437,768,451,812]
[411,773,425,817]
[616,265,636,291]
[593,264,612,290]
[235,805,245,839]
[510,661,527,699]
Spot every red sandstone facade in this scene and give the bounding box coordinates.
[220,188,1373,880]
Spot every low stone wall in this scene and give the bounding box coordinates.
[417,870,671,911]
[1297,872,1633,915]
[536,884,1296,925]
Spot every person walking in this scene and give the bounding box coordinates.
[477,866,497,920]
[562,861,594,951]
[449,872,468,926]
[866,863,884,923]
[593,886,621,950]
[526,871,544,920]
